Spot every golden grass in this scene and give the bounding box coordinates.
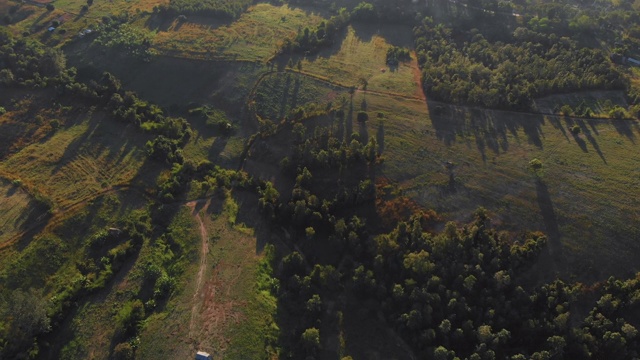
[300,24,419,98]
[152,4,325,60]
[0,180,39,245]
[0,111,147,210]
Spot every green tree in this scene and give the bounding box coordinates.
[0,289,51,357]
[301,327,321,355]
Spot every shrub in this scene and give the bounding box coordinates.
[46,4,55,11]
[560,104,573,116]
[113,342,134,360]
[0,107,6,115]
[609,106,628,119]
[116,299,145,336]
[570,125,581,135]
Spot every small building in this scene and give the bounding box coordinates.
[195,351,212,360]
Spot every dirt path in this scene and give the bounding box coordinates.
[187,200,210,340]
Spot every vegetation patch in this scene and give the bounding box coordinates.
[356,91,640,281]
[137,205,276,359]
[254,71,346,121]
[0,109,147,209]
[0,179,50,246]
[296,24,419,97]
[152,4,325,61]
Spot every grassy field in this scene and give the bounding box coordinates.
[65,49,265,117]
[254,71,346,121]
[137,198,276,359]
[38,204,197,360]
[151,4,326,61]
[0,104,148,210]
[352,90,640,282]
[297,23,420,98]
[0,179,48,246]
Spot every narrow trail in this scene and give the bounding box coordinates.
[187,200,210,340]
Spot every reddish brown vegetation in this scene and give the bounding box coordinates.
[375,177,440,231]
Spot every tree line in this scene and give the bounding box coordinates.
[414,17,626,110]
[158,0,254,20]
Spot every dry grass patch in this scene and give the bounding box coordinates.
[152,4,325,60]
[0,180,47,246]
[299,23,418,97]
[0,108,147,210]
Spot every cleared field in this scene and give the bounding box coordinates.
[0,180,48,246]
[354,91,640,282]
[66,54,264,111]
[0,100,148,210]
[298,23,420,98]
[254,71,346,121]
[152,4,326,60]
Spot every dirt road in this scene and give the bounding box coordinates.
[187,200,210,339]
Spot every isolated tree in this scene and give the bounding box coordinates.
[301,327,321,355]
[529,158,543,176]
[570,125,581,135]
[87,0,94,5]
[359,77,368,91]
[357,111,369,123]
[46,3,54,11]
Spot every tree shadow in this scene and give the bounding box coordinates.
[548,116,569,142]
[5,184,18,197]
[290,75,301,111]
[612,119,637,144]
[576,119,606,164]
[535,178,565,271]
[73,9,88,22]
[278,74,293,120]
[346,94,354,140]
[350,22,414,47]
[376,121,384,155]
[231,190,270,253]
[358,121,369,144]
[564,118,588,153]
[427,101,545,159]
[208,136,229,161]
